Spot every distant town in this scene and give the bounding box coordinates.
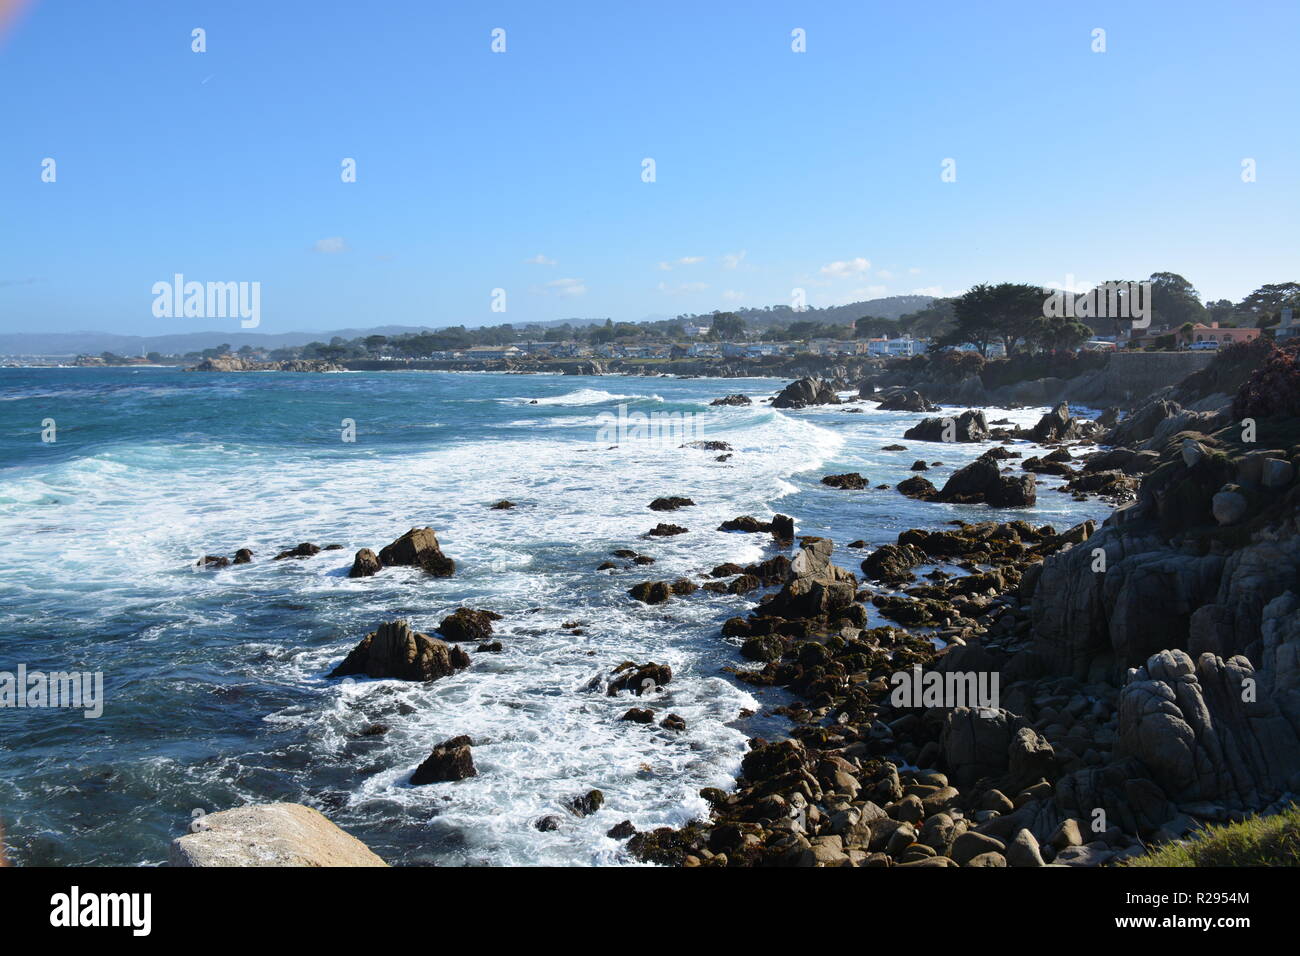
[5,273,1296,369]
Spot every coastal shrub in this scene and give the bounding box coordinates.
[978,349,1107,390]
[1232,341,1300,420]
[1124,805,1300,867]
[1179,336,1274,402]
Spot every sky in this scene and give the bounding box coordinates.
[1,0,1297,337]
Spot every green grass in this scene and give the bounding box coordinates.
[1125,806,1300,866]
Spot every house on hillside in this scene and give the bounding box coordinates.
[1175,322,1260,349]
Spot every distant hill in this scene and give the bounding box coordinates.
[0,295,935,356]
[679,294,936,329]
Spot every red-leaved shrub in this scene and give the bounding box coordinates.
[1233,341,1300,419]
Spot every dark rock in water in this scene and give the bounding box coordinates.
[608,661,672,696]
[410,735,476,785]
[568,790,605,817]
[861,543,925,583]
[772,377,840,409]
[646,523,688,537]
[349,548,381,578]
[324,544,345,551]
[741,634,785,662]
[489,500,516,510]
[437,608,501,642]
[718,515,772,533]
[1021,455,1074,477]
[660,713,687,732]
[710,394,752,406]
[934,453,1036,507]
[329,620,470,682]
[476,641,503,653]
[596,561,618,571]
[199,555,230,569]
[876,389,938,412]
[910,460,929,471]
[649,496,695,511]
[1030,401,1099,444]
[612,549,638,558]
[629,581,671,604]
[821,473,868,490]
[233,548,254,564]
[897,475,939,500]
[670,578,697,596]
[620,708,655,723]
[632,555,656,565]
[535,815,561,831]
[710,562,744,578]
[685,440,732,451]
[762,537,857,620]
[378,527,455,577]
[607,820,637,839]
[274,542,321,560]
[771,514,795,541]
[903,409,990,443]
[882,444,907,451]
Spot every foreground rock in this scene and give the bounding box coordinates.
[169,803,387,866]
[329,620,470,681]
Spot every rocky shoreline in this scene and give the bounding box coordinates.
[167,346,1300,867]
[613,365,1300,866]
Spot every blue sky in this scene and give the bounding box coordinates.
[1,0,1297,336]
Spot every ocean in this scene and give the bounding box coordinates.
[0,367,1111,865]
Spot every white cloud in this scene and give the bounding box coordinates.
[722,250,747,270]
[658,256,704,270]
[722,289,744,301]
[908,267,922,275]
[545,277,587,297]
[313,237,348,254]
[819,257,871,278]
[877,269,894,280]
[525,254,556,266]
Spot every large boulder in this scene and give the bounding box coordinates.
[1029,401,1099,444]
[903,409,990,443]
[1117,648,1300,806]
[378,527,455,576]
[1029,524,1224,678]
[935,454,1037,507]
[762,537,857,619]
[876,389,938,412]
[772,377,840,409]
[328,620,470,682]
[169,803,387,867]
